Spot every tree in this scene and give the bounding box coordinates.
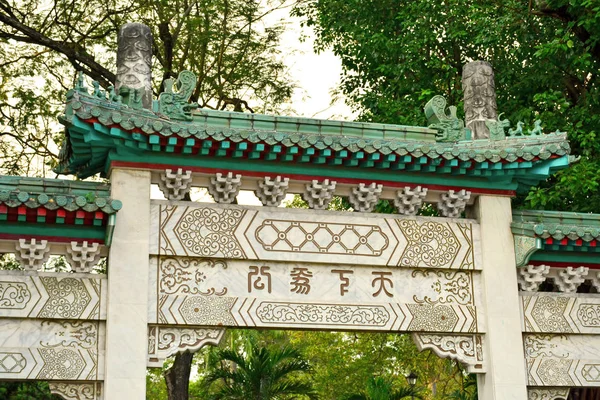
[205,342,317,400]
[345,377,423,400]
[293,0,600,213]
[0,0,294,175]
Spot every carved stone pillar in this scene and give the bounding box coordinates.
[474,196,528,398]
[115,23,153,109]
[462,61,498,139]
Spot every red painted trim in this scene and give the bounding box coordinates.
[529,261,600,269]
[0,233,104,244]
[110,160,517,196]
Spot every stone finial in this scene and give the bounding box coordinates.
[65,241,102,273]
[255,176,289,207]
[349,183,382,212]
[394,186,428,215]
[14,238,51,270]
[462,61,497,139]
[208,172,242,204]
[116,23,153,109]
[303,180,337,210]
[437,190,471,218]
[158,168,193,200]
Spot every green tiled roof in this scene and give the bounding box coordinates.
[512,210,600,242]
[54,80,571,193]
[0,176,121,244]
[0,176,121,214]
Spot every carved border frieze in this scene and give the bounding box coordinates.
[151,202,480,269]
[0,270,106,320]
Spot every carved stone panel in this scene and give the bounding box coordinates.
[0,271,106,320]
[147,325,224,367]
[521,293,600,334]
[0,319,104,381]
[148,256,483,333]
[412,333,485,373]
[150,201,480,270]
[524,334,600,386]
[527,388,569,400]
[49,381,103,400]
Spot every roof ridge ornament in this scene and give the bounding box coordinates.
[157,70,199,121]
[424,95,467,142]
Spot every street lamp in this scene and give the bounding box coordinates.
[406,372,418,400]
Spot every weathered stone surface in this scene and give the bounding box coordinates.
[463,61,497,139]
[0,318,104,381]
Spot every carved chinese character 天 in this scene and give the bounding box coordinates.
[372,271,393,297]
[331,269,353,296]
[290,267,313,295]
[248,266,271,293]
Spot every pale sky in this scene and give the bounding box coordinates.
[266,2,356,120]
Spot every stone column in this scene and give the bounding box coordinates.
[474,196,528,399]
[116,23,153,109]
[462,61,497,140]
[104,168,151,399]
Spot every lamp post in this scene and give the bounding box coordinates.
[406,372,418,400]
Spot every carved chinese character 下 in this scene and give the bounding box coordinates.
[372,271,393,297]
[248,266,271,293]
[331,269,353,296]
[290,267,313,295]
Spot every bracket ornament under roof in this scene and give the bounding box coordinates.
[518,264,551,292]
[208,172,242,204]
[255,176,289,207]
[412,333,485,373]
[555,266,589,293]
[437,190,471,218]
[14,238,50,270]
[514,236,543,268]
[158,168,192,200]
[303,180,337,210]
[147,325,224,367]
[65,241,102,273]
[394,186,427,216]
[349,183,383,212]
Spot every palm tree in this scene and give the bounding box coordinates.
[345,377,424,400]
[206,343,317,400]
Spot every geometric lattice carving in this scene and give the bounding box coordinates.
[49,382,103,400]
[528,388,570,400]
[65,241,102,273]
[519,264,551,292]
[394,186,427,215]
[147,325,225,367]
[412,333,484,373]
[157,168,192,200]
[554,266,589,293]
[255,176,289,207]
[302,179,336,210]
[14,238,50,270]
[348,183,382,212]
[437,190,471,218]
[207,172,241,204]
